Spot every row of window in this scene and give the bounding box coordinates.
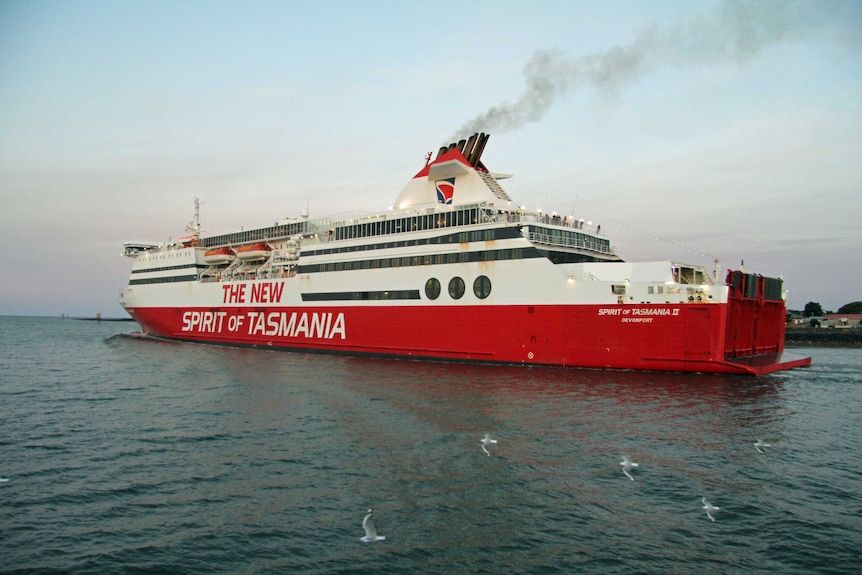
[334,207,488,241]
[425,276,492,300]
[305,226,521,257]
[131,245,543,287]
[129,274,199,285]
[131,263,205,275]
[527,225,611,252]
[647,285,682,295]
[200,221,309,249]
[299,247,541,274]
[134,227,523,279]
[301,290,420,301]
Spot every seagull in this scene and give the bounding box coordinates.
[754,439,771,454]
[619,455,639,481]
[702,497,720,522]
[480,433,498,456]
[360,509,385,543]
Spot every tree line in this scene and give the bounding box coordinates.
[794,301,862,317]
[787,301,862,327]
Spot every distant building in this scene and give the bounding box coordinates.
[805,316,829,328]
[825,313,862,328]
[798,313,862,328]
[786,311,805,326]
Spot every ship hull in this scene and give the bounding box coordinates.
[124,300,809,375]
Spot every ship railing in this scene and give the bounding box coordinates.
[203,256,248,282]
[200,264,227,282]
[255,248,301,280]
[257,264,297,280]
[498,210,598,230]
[527,231,614,255]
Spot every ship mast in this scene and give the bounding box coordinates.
[186,197,201,241]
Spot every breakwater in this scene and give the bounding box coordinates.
[785,328,862,347]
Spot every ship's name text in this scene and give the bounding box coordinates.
[221,281,285,304]
[181,310,346,340]
[598,307,680,318]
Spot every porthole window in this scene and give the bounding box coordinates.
[473,275,491,299]
[425,277,441,300]
[448,276,465,300]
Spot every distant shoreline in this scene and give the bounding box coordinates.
[71,317,137,322]
[784,328,862,348]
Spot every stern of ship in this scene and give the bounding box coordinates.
[719,271,811,375]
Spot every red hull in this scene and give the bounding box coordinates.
[126,302,810,375]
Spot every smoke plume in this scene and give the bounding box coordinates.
[451,0,855,140]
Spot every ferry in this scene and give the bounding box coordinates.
[119,133,811,375]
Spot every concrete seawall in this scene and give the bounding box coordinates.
[785,329,862,347]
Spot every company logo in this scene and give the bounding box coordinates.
[435,178,455,204]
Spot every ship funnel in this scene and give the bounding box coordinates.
[436,132,490,167]
[461,133,478,162]
[467,133,489,167]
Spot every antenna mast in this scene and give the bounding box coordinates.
[186,197,202,240]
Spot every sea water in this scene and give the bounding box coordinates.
[1,316,860,574]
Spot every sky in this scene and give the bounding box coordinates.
[1,0,860,317]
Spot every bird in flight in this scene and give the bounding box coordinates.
[753,439,771,454]
[481,433,498,456]
[360,509,386,543]
[619,455,639,481]
[702,497,720,522]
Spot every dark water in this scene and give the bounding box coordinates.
[1,316,860,574]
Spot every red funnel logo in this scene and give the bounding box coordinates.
[435,178,455,204]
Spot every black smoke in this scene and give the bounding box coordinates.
[451,0,857,140]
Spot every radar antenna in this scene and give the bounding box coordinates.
[186,197,202,240]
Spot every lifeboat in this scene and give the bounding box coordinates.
[203,246,235,265]
[235,242,272,261]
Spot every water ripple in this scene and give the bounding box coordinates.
[1,320,859,574]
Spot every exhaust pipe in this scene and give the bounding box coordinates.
[469,133,489,166]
